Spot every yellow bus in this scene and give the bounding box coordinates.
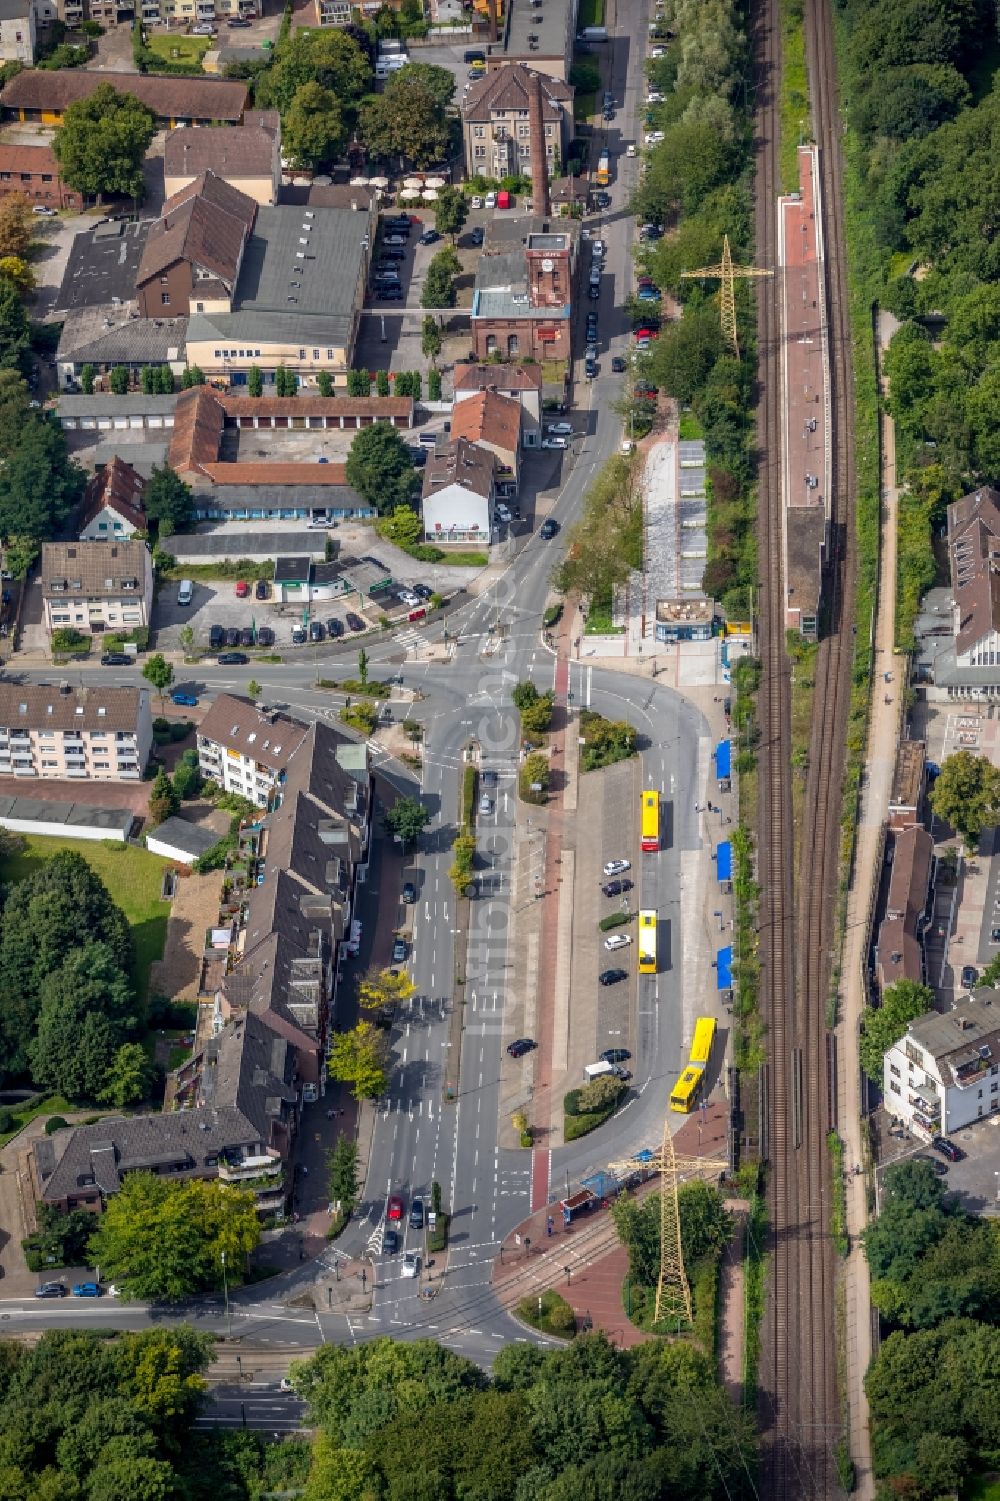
[669,1064,705,1113]
[638,910,657,974]
[641,789,660,852]
[689,1016,717,1068]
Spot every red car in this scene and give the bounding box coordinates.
[387,1194,404,1221]
[235,580,250,598]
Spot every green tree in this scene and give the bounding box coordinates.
[282,81,346,171]
[930,749,1000,849]
[358,966,416,1014]
[434,185,468,241]
[376,368,390,397]
[142,652,174,709]
[346,367,371,396]
[327,1021,387,1100]
[326,1134,360,1215]
[427,367,442,401]
[180,364,205,388]
[0,191,32,260]
[109,364,130,396]
[88,1172,260,1301]
[247,677,261,699]
[393,60,455,109]
[52,82,155,201]
[357,646,369,684]
[380,503,422,547]
[247,364,263,398]
[0,271,30,370]
[359,75,449,166]
[0,253,33,293]
[577,1073,626,1111]
[0,850,131,1078]
[143,463,192,534]
[648,302,726,405]
[346,422,419,514]
[29,941,136,1099]
[98,1040,155,1108]
[255,27,372,116]
[275,365,297,397]
[80,362,95,395]
[172,747,202,801]
[0,414,86,539]
[421,315,443,363]
[304,1432,378,1501]
[860,978,933,1082]
[384,794,430,846]
[178,623,195,659]
[155,363,173,394]
[421,245,461,309]
[317,368,334,397]
[148,768,179,827]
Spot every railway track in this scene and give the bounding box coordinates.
[753,0,855,1490]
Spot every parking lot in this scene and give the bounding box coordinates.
[878,1115,1000,1216]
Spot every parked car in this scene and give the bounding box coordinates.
[218,652,249,665]
[401,1251,420,1278]
[380,247,407,261]
[224,627,241,647]
[35,1282,67,1298]
[72,1282,102,1297]
[401,881,417,903]
[595,191,612,207]
[586,315,599,337]
[585,359,598,379]
[327,617,344,637]
[602,878,634,897]
[375,285,404,300]
[191,21,215,32]
[384,233,408,247]
[409,444,427,466]
[588,284,601,299]
[209,625,224,650]
[637,287,662,302]
[599,968,628,986]
[235,580,249,598]
[603,858,631,876]
[226,14,252,23]
[478,793,492,815]
[612,356,627,373]
[256,626,275,647]
[100,652,131,666]
[419,229,440,245]
[601,1048,632,1063]
[539,519,558,539]
[171,692,198,707]
[239,628,255,648]
[604,933,632,950]
[412,582,433,599]
[32,204,57,216]
[255,578,270,600]
[387,1194,404,1221]
[542,437,568,449]
[308,620,325,642]
[409,1197,424,1229]
[346,612,366,631]
[391,937,408,964]
[291,626,307,644]
[931,1135,963,1161]
[382,1228,400,1254]
[961,965,979,988]
[470,226,485,245]
[610,1065,632,1080]
[507,1037,536,1057]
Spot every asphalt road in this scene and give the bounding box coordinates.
[0,0,722,1370]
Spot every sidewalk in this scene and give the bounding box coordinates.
[836,315,902,1501]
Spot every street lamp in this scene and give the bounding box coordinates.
[220,1251,232,1337]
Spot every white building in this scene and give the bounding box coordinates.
[41,539,153,636]
[453,362,542,447]
[196,693,308,806]
[421,439,496,546]
[883,990,1000,1140]
[0,0,37,64]
[0,682,152,781]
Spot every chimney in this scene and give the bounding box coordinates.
[486,0,498,42]
[528,71,550,220]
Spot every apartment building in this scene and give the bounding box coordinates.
[0,142,82,210]
[41,539,153,635]
[0,0,36,64]
[163,115,280,207]
[136,172,257,320]
[462,62,572,179]
[884,990,1000,1140]
[471,222,578,362]
[197,693,309,805]
[78,456,147,542]
[0,682,152,782]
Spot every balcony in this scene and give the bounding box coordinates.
[217,1152,283,1185]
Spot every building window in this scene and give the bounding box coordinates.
[312,348,319,359]
[507,334,519,356]
[161,293,170,305]
[475,145,486,158]
[473,125,485,137]
[326,348,334,359]
[299,348,306,360]
[486,335,497,353]
[888,1079,900,1094]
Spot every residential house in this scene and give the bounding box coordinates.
[0,141,81,209]
[0,69,249,127]
[41,539,154,636]
[462,62,572,179]
[182,201,374,388]
[139,0,263,29]
[883,989,1000,1141]
[450,387,522,491]
[0,682,152,781]
[920,488,1000,700]
[56,305,188,392]
[314,0,352,22]
[163,115,281,206]
[0,0,36,63]
[875,824,934,992]
[471,223,578,362]
[453,361,542,446]
[135,172,257,320]
[78,456,147,542]
[197,693,309,805]
[421,438,496,544]
[30,1010,300,1216]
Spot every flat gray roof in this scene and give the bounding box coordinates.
[505,0,572,58]
[56,220,153,313]
[147,815,219,857]
[59,394,179,418]
[0,796,134,835]
[168,530,331,558]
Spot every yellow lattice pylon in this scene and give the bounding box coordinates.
[680,234,773,358]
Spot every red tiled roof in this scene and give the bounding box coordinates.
[220,396,412,420]
[168,386,227,477]
[450,388,521,454]
[138,172,256,288]
[453,363,542,392]
[0,141,63,178]
[79,456,146,534]
[199,462,348,486]
[0,69,248,123]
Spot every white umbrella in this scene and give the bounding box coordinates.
[424,175,446,188]
[422,188,439,201]
[349,176,369,186]
[369,175,390,188]
[400,187,421,200]
[403,175,423,189]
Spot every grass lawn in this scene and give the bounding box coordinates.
[963,1478,1000,1501]
[145,32,210,65]
[584,596,624,635]
[678,413,704,440]
[778,0,808,193]
[0,836,171,1002]
[0,1094,74,1149]
[574,91,596,123]
[577,0,604,24]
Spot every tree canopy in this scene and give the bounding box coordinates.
[282,81,346,171]
[359,70,449,166]
[327,1021,387,1100]
[255,27,372,116]
[929,751,1000,848]
[383,794,431,846]
[346,422,419,514]
[143,464,193,535]
[89,1173,260,1302]
[859,978,932,1082]
[0,411,86,541]
[52,83,155,200]
[29,941,139,1100]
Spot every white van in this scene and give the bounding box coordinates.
[583,1060,615,1081]
[177,579,194,606]
[485,191,497,209]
